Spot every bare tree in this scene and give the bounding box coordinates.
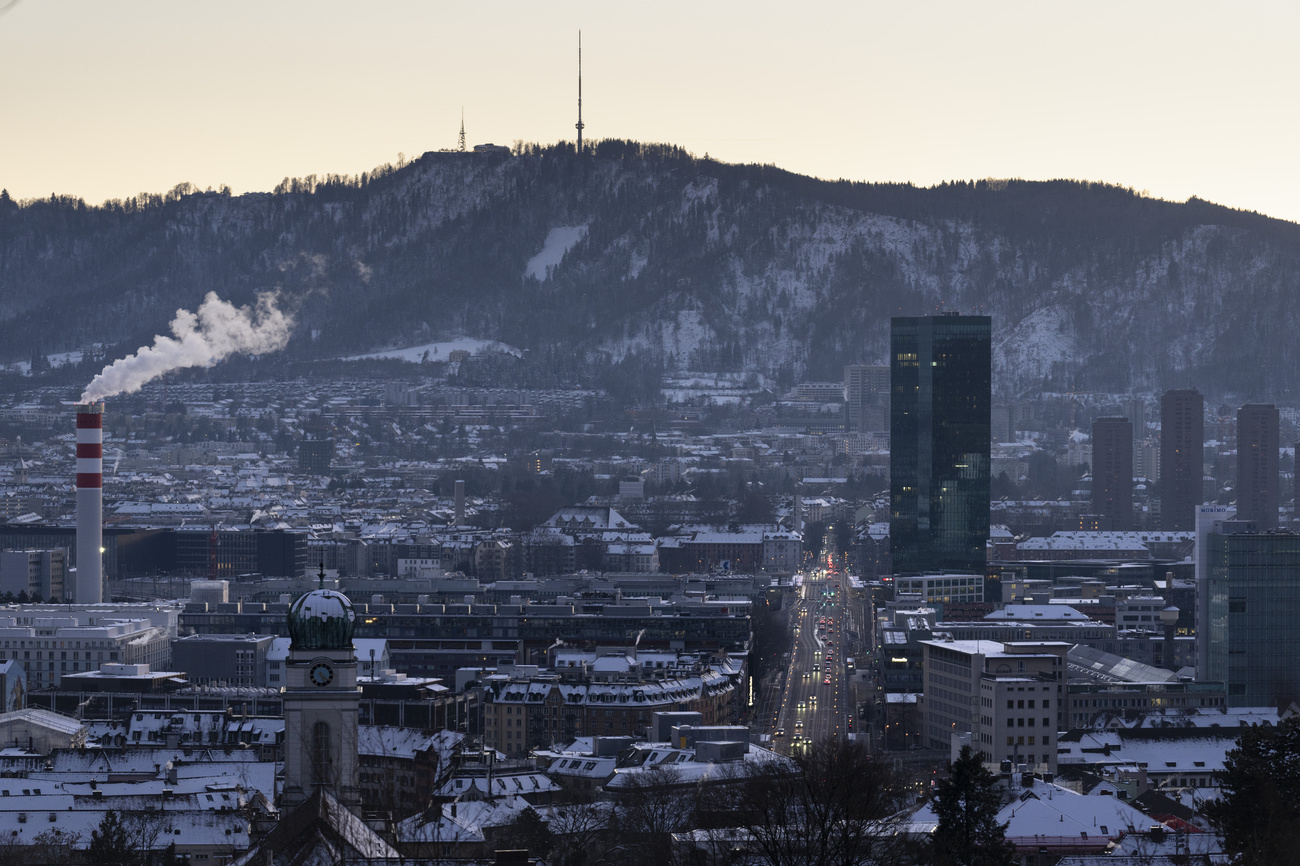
[27,829,83,866]
[548,800,616,866]
[612,763,697,866]
[735,738,912,866]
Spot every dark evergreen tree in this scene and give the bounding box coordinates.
[497,806,554,859]
[735,486,774,525]
[802,521,826,560]
[929,746,1015,866]
[1206,718,1300,865]
[87,810,137,866]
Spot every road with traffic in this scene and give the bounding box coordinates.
[771,565,852,752]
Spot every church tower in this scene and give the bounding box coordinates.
[280,568,361,811]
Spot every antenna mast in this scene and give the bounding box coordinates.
[575,31,584,154]
[458,108,466,152]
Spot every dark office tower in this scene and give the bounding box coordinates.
[1236,404,1279,529]
[890,313,991,575]
[1092,417,1133,530]
[1160,389,1204,531]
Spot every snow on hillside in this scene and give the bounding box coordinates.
[1,350,86,376]
[340,338,523,363]
[526,225,588,281]
[994,307,1076,387]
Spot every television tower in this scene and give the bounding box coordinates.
[575,31,584,154]
[458,109,466,152]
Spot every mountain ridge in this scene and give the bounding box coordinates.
[3,140,1299,400]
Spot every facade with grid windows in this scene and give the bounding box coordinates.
[172,633,274,687]
[921,639,1068,771]
[0,617,170,690]
[1236,404,1279,530]
[1091,416,1134,530]
[1160,389,1204,530]
[482,662,744,757]
[1202,529,1300,706]
[894,573,984,604]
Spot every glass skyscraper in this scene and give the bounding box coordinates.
[890,314,991,575]
[1203,529,1300,706]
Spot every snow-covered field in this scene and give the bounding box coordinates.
[525,225,588,281]
[339,338,523,363]
[2,351,86,375]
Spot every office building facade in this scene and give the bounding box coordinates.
[0,549,66,602]
[890,314,991,575]
[1201,528,1300,706]
[919,639,1068,771]
[172,633,275,688]
[1236,404,1279,530]
[1092,417,1133,530]
[1160,389,1204,530]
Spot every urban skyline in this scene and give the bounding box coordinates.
[3,2,1299,861]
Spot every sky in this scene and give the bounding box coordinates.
[3,1,1299,222]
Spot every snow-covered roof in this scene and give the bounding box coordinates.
[908,778,1158,845]
[1017,531,1194,551]
[0,708,85,737]
[985,605,1090,622]
[605,742,791,790]
[1058,731,1240,775]
[436,771,559,799]
[358,727,464,762]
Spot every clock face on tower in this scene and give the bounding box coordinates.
[309,662,335,687]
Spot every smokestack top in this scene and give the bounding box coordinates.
[76,401,104,416]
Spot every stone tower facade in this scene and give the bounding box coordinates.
[281,580,361,811]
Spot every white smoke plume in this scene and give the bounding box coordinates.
[81,292,293,402]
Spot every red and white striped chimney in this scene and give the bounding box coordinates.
[75,402,104,604]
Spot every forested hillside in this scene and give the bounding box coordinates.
[3,140,1299,398]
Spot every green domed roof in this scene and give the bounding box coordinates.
[288,588,355,650]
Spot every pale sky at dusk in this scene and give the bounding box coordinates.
[2,1,1298,221]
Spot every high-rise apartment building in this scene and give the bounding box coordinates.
[844,364,890,432]
[1236,404,1279,530]
[1160,389,1204,530]
[890,314,991,575]
[1092,417,1133,530]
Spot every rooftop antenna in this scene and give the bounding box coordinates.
[458,108,466,153]
[575,31,584,154]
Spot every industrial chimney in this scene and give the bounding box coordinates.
[454,479,465,527]
[75,402,104,604]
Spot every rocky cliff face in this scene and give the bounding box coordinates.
[3,141,1298,398]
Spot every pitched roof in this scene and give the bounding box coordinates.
[229,788,398,866]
